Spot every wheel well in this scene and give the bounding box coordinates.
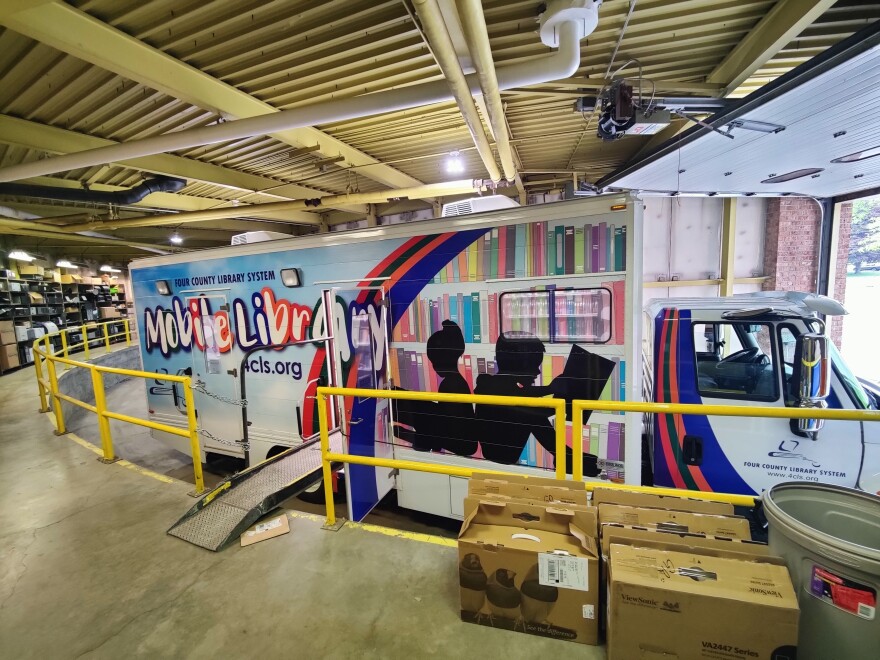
[266,445,289,459]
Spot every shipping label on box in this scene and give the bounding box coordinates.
[459,498,600,645]
[607,544,798,660]
[598,503,751,539]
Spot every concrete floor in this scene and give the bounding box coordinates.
[0,365,605,658]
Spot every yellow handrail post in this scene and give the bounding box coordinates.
[102,322,110,353]
[90,368,118,463]
[182,376,206,496]
[34,343,49,413]
[554,399,566,480]
[45,356,67,435]
[572,402,584,482]
[123,319,131,346]
[59,330,69,370]
[318,392,338,527]
[82,325,90,359]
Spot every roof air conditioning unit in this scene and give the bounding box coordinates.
[231,231,290,245]
[441,195,520,217]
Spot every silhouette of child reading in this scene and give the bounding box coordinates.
[474,332,558,465]
[474,332,605,476]
[392,320,478,456]
[420,320,479,456]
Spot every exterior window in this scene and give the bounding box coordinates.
[693,322,778,401]
[499,287,612,343]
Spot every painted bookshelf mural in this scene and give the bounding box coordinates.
[390,216,630,481]
[393,281,625,346]
[429,220,626,283]
[390,348,626,472]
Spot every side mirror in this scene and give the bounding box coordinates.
[794,333,830,433]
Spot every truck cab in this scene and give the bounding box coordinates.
[643,292,879,496]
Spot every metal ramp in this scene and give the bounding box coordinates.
[168,433,343,551]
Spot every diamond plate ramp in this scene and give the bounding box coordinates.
[168,434,342,551]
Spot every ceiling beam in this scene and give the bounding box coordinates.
[0,115,324,202]
[707,0,836,94]
[0,218,179,253]
[0,1,422,191]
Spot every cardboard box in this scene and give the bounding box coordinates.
[469,473,589,507]
[27,291,44,303]
[598,504,751,539]
[98,307,120,319]
[591,487,735,516]
[59,274,82,284]
[0,320,13,334]
[600,523,770,562]
[607,544,798,660]
[240,514,290,547]
[0,343,19,370]
[19,265,44,276]
[459,498,600,645]
[0,330,15,346]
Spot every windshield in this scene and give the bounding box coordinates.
[829,341,874,410]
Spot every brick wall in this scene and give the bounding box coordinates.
[830,202,853,347]
[763,198,822,293]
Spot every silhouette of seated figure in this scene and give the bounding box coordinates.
[474,332,605,476]
[392,320,478,456]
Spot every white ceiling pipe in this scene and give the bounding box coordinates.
[63,179,487,231]
[456,0,517,182]
[0,5,595,183]
[413,0,502,183]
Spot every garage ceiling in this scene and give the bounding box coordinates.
[597,20,880,197]
[0,0,875,260]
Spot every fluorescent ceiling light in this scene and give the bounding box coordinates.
[831,144,880,163]
[8,249,34,261]
[446,151,465,174]
[99,264,122,273]
[170,233,183,245]
[56,259,77,268]
[761,168,824,184]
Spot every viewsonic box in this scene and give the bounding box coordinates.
[607,544,798,660]
[591,487,735,515]
[598,503,751,539]
[458,497,600,645]
[469,473,589,507]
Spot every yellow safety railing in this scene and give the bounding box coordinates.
[317,386,880,526]
[32,321,206,495]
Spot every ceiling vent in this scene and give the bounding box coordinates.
[441,195,520,217]
[231,231,290,245]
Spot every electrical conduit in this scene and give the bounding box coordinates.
[456,0,517,182]
[413,0,502,183]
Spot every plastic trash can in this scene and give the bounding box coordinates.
[763,482,880,660]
